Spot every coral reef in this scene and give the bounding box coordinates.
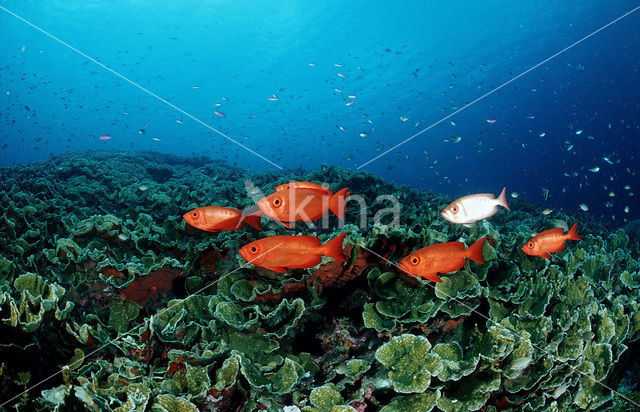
[0,150,638,411]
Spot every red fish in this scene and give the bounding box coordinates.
[254,187,350,228]
[183,206,262,232]
[239,233,347,273]
[397,237,487,283]
[521,222,580,259]
[275,181,333,195]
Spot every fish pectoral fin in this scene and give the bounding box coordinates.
[541,252,552,259]
[263,265,288,273]
[430,273,443,283]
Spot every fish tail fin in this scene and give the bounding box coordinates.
[466,237,486,264]
[328,188,351,220]
[321,233,347,262]
[567,222,581,241]
[498,187,510,211]
[243,215,263,231]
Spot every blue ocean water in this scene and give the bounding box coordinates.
[1,0,639,224]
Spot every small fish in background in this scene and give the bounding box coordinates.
[214,110,225,118]
[541,187,551,201]
[551,219,568,231]
[239,233,347,273]
[542,208,553,215]
[509,357,531,371]
[486,118,497,124]
[244,179,266,204]
[521,222,581,259]
[267,94,279,101]
[183,206,262,232]
[99,135,112,140]
[441,188,509,227]
[397,237,487,283]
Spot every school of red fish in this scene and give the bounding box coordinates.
[184,183,581,283]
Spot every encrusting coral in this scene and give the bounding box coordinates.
[0,150,639,411]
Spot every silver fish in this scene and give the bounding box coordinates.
[441,188,510,227]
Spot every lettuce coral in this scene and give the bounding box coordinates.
[0,151,639,411]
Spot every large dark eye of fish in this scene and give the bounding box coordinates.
[410,256,419,265]
[527,242,534,249]
[451,205,459,214]
[192,212,198,217]
[250,246,257,253]
[273,198,282,207]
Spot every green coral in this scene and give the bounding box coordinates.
[1,272,73,332]
[152,394,198,412]
[109,299,140,334]
[432,342,479,381]
[375,334,443,393]
[381,390,441,412]
[0,151,638,411]
[310,384,344,411]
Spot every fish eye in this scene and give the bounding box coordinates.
[192,212,198,217]
[273,198,282,207]
[250,246,257,253]
[411,257,419,265]
[527,242,534,248]
[451,205,458,213]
